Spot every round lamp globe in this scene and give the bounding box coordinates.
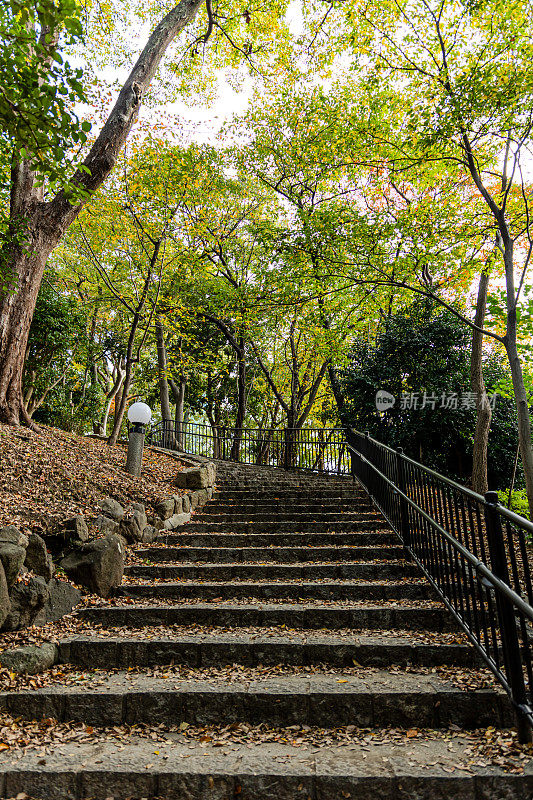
[127,402,152,426]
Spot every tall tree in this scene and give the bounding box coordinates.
[0,0,291,426]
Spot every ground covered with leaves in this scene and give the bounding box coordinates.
[0,424,181,533]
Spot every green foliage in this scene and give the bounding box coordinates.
[498,489,531,521]
[24,276,96,430]
[0,0,90,192]
[341,300,518,487]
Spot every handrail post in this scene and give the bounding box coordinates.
[396,448,411,549]
[484,491,532,742]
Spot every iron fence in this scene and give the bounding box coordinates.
[147,420,350,473]
[346,428,533,741]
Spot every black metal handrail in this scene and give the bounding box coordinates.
[147,420,350,473]
[345,428,533,741]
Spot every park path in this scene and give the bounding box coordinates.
[0,462,530,798]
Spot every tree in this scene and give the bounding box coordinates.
[338,0,533,513]
[341,300,517,487]
[0,0,291,426]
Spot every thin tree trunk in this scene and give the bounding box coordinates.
[155,314,172,422]
[101,363,125,437]
[169,374,186,448]
[230,339,246,461]
[470,270,491,494]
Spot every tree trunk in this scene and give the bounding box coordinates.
[169,374,186,448]
[101,362,125,437]
[470,270,491,494]
[230,339,246,461]
[155,314,172,422]
[0,219,59,425]
[505,333,533,518]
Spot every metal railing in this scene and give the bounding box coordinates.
[147,420,351,473]
[346,428,533,741]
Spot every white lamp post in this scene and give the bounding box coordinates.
[126,402,152,476]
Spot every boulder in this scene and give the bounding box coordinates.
[3,577,49,630]
[99,497,125,521]
[181,494,191,514]
[0,642,57,674]
[173,495,183,514]
[37,578,82,624]
[0,525,29,548]
[44,515,89,557]
[141,525,158,543]
[190,488,209,511]
[24,533,54,581]
[119,508,147,543]
[0,542,26,587]
[0,563,10,628]
[93,514,119,536]
[173,463,215,490]
[60,515,89,542]
[155,497,175,520]
[60,534,124,598]
[162,512,191,530]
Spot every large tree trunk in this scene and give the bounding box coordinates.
[470,270,491,494]
[0,220,59,425]
[0,0,203,426]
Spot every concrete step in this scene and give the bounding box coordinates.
[182,520,383,533]
[157,532,397,548]
[117,580,434,602]
[0,671,512,729]
[135,545,407,563]
[78,603,455,632]
[0,732,529,799]
[124,562,421,580]
[204,501,375,513]
[214,489,364,500]
[192,512,379,523]
[60,631,481,669]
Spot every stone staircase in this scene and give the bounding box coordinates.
[0,462,531,798]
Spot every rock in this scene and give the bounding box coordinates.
[182,494,191,514]
[24,533,54,581]
[61,515,89,542]
[35,578,81,623]
[173,463,215,490]
[0,525,28,548]
[0,542,26,587]
[206,486,214,501]
[141,525,158,543]
[0,642,57,674]
[162,512,191,530]
[44,515,89,557]
[98,497,125,522]
[119,508,147,543]
[155,497,175,520]
[3,577,49,630]
[60,534,124,598]
[0,563,10,628]
[190,488,209,511]
[93,514,119,535]
[173,495,183,514]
